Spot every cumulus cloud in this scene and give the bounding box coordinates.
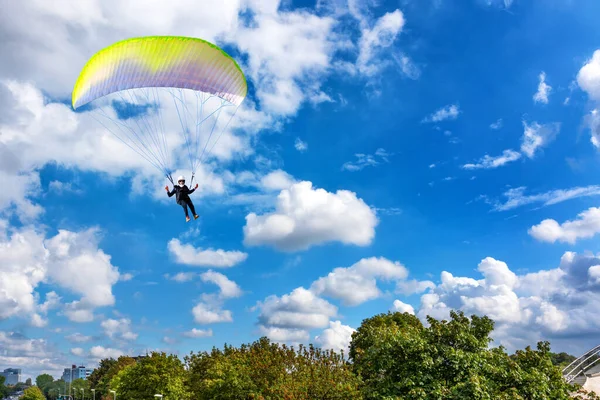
[0,225,121,324]
[314,320,355,354]
[341,148,390,171]
[390,299,415,314]
[192,302,233,324]
[255,287,338,342]
[533,72,552,104]
[310,257,408,306]
[520,121,560,158]
[65,333,92,343]
[89,346,124,360]
[260,170,296,191]
[182,328,213,338]
[529,207,600,244]
[201,270,242,299]
[70,348,84,357]
[0,331,68,380]
[243,181,378,252]
[462,149,521,170]
[100,318,138,342]
[422,104,460,123]
[577,50,600,102]
[413,253,600,352]
[167,239,248,268]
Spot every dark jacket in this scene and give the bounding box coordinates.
[168,185,196,204]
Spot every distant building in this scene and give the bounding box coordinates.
[1,368,22,385]
[61,365,92,383]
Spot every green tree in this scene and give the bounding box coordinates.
[186,336,362,399]
[19,386,45,400]
[349,310,585,399]
[0,376,9,399]
[35,374,54,393]
[70,378,90,400]
[88,358,117,390]
[92,356,136,399]
[549,351,577,368]
[109,352,188,400]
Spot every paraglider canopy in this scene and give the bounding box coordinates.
[72,36,248,185]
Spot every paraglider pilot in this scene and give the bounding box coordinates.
[166,176,199,222]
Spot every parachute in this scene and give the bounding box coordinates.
[72,36,247,185]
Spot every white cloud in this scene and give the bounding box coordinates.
[390,299,415,314]
[490,119,503,130]
[192,302,233,324]
[256,287,338,342]
[422,104,460,123]
[585,109,600,149]
[577,49,600,102]
[413,252,600,352]
[314,320,355,354]
[533,71,552,104]
[200,270,242,299]
[167,239,248,268]
[355,10,406,77]
[310,257,408,306]
[236,10,336,116]
[45,228,120,312]
[70,348,84,357]
[260,170,295,191]
[0,331,68,380]
[39,291,61,315]
[294,137,308,152]
[89,346,124,360]
[164,272,198,282]
[243,181,378,252]
[341,148,390,171]
[0,225,118,324]
[529,207,600,244]
[119,273,134,282]
[182,328,213,338]
[65,333,92,343]
[520,121,560,158]
[462,149,521,169]
[258,326,309,343]
[396,279,435,296]
[100,318,138,342]
[485,185,600,211]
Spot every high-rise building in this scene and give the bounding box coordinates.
[61,365,92,383]
[1,368,22,385]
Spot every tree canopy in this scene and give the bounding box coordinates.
[83,310,598,400]
[19,386,45,400]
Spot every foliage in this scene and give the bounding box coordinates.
[92,356,136,399]
[87,358,117,390]
[70,378,90,399]
[0,376,8,399]
[35,374,53,391]
[549,352,577,369]
[19,386,45,400]
[349,310,585,399]
[109,352,188,400]
[185,336,362,399]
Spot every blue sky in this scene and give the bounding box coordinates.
[2,0,600,380]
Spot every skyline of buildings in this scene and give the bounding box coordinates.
[1,368,22,386]
[61,365,92,383]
